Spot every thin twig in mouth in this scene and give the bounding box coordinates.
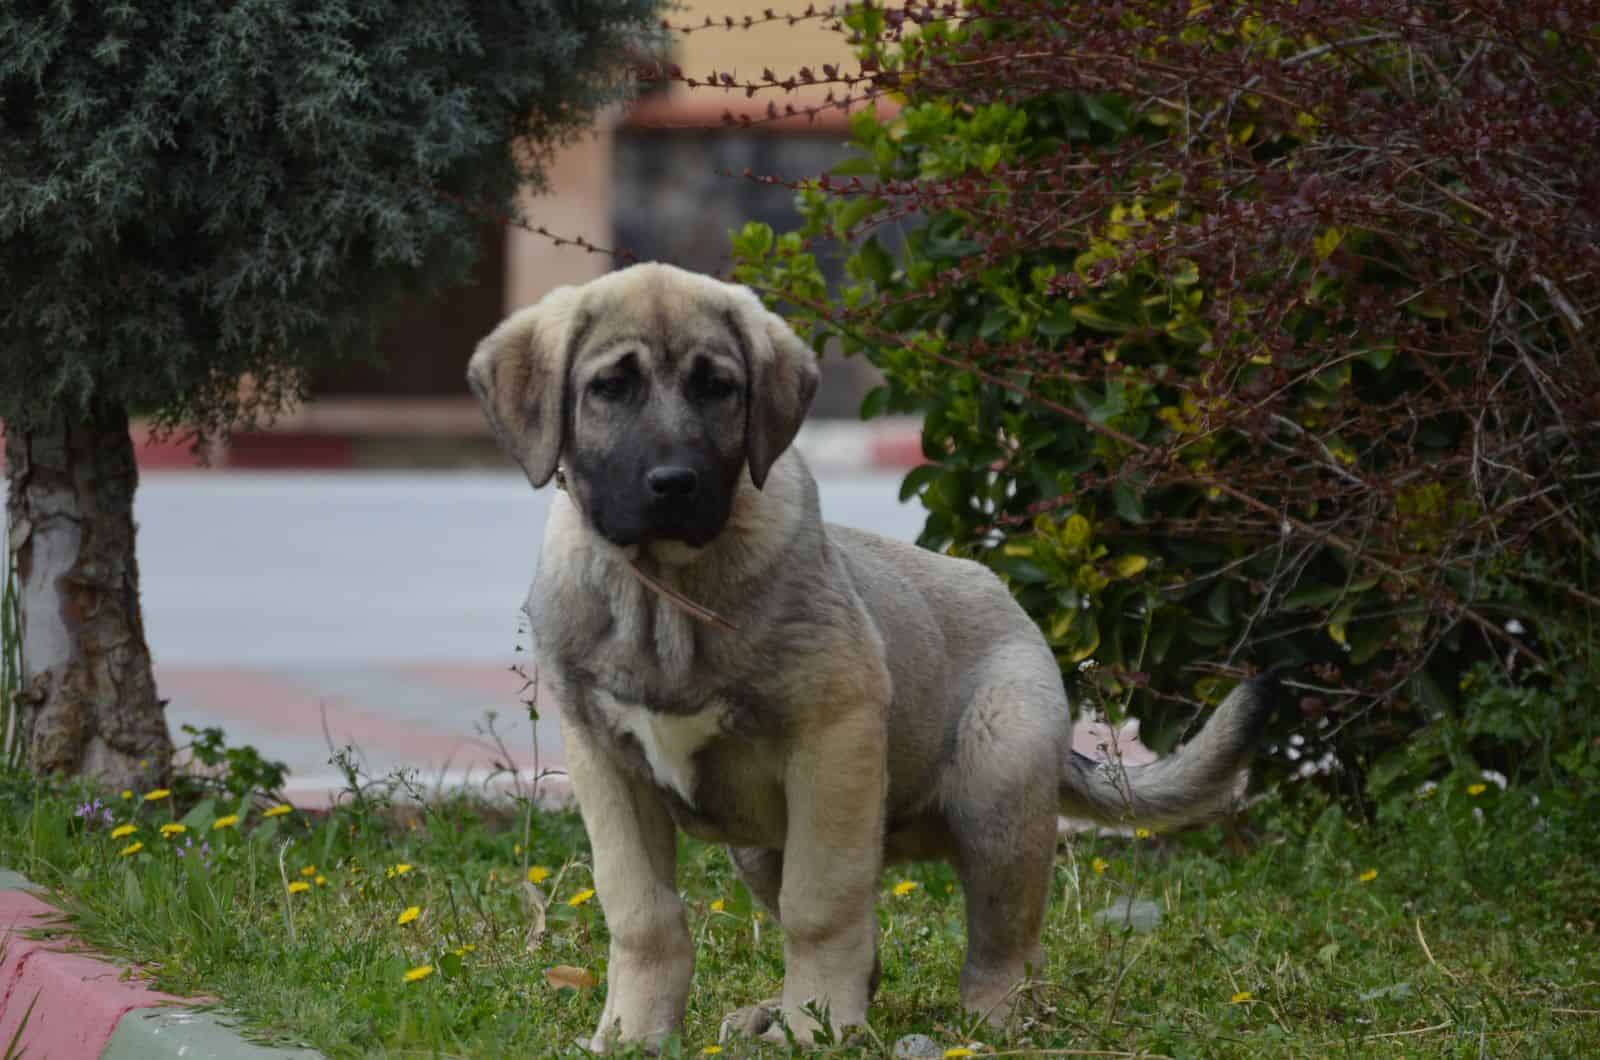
[625,559,739,633]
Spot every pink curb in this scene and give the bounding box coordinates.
[6,406,929,474]
[0,890,184,1058]
[156,666,505,769]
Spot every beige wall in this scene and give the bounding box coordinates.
[668,0,862,106]
[504,1,864,313]
[502,116,618,312]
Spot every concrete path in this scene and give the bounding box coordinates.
[125,470,927,803]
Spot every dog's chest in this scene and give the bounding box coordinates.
[591,691,725,805]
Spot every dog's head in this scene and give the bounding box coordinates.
[467,263,820,550]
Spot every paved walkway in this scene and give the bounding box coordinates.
[157,661,562,806]
[115,470,927,807]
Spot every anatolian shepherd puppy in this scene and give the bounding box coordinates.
[467,262,1281,1052]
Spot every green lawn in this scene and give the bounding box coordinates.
[2,764,1595,1058]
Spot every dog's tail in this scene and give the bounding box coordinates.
[1058,665,1289,829]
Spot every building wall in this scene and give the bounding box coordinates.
[315,2,882,417]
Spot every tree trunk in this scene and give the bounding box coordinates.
[4,401,172,789]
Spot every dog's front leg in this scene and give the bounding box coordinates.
[561,712,690,1054]
[770,711,887,1045]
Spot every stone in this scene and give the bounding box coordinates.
[893,1033,944,1059]
[1092,897,1164,933]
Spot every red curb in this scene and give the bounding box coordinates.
[0,890,183,1058]
[867,429,926,471]
[0,424,210,473]
[224,431,355,470]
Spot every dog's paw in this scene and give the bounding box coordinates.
[579,1027,667,1056]
[718,998,781,1043]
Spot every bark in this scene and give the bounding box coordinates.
[4,401,172,789]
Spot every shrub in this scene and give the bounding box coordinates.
[718,1,1600,807]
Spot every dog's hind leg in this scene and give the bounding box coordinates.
[729,845,783,913]
[947,660,1066,1027]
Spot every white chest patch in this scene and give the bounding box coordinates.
[592,692,724,806]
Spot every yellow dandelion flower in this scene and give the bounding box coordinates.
[1358,868,1378,883]
[120,841,144,856]
[143,789,171,802]
[397,905,422,926]
[1135,827,1154,840]
[263,804,293,818]
[1092,857,1108,875]
[1230,990,1253,1004]
[160,823,187,837]
[403,964,434,983]
[212,814,239,831]
[567,888,596,908]
[111,824,138,840]
[394,863,413,876]
[452,943,477,957]
[120,789,133,801]
[315,875,327,887]
[287,881,310,894]
[892,880,919,897]
[1467,783,1487,796]
[703,1047,723,1056]
[945,1050,977,1058]
[710,899,726,913]
[300,865,317,877]
[526,865,551,884]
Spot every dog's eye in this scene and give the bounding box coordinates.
[691,373,737,402]
[587,375,632,401]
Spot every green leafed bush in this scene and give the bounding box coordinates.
[728,2,1599,811]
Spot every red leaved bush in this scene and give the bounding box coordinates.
[653,2,1599,802]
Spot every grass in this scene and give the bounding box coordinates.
[0,758,1596,1059]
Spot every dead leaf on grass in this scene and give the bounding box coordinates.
[545,964,599,991]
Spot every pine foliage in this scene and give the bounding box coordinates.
[0,0,659,434]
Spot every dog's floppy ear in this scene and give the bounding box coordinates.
[729,289,821,489]
[466,285,585,489]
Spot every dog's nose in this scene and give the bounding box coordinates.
[646,465,699,499]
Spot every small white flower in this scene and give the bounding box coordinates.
[1289,733,1306,747]
[1415,780,1438,797]
[1479,769,1508,790]
[1504,618,1525,634]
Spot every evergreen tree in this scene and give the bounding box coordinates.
[0,0,659,788]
